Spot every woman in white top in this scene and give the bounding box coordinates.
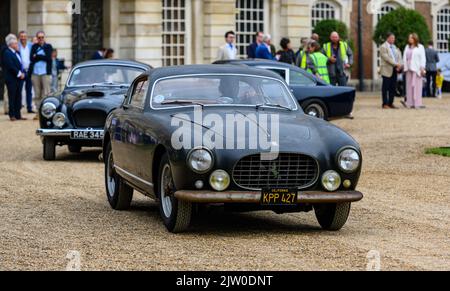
[402,33,426,109]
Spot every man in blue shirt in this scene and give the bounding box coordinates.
[247,31,263,59]
[255,34,276,60]
[29,31,53,120]
[18,31,34,113]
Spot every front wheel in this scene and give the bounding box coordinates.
[314,202,351,231]
[302,99,328,120]
[104,142,133,210]
[157,154,192,233]
[43,137,56,160]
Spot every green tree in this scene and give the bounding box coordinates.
[373,8,431,49]
[313,19,349,46]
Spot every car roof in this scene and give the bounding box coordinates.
[144,64,286,82]
[73,59,153,70]
[214,59,296,69]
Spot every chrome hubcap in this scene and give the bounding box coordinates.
[106,151,116,197]
[306,105,324,119]
[160,164,174,218]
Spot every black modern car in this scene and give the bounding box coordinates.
[36,60,151,160]
[214,59,356,120]
[103,65,363,233]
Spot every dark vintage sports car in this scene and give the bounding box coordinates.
[214,59,356,120]
[104,65,363,233]
[36,60,151,160]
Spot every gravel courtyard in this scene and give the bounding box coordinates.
[0,94,449,271]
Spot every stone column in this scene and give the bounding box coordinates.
[280,0,311,50]
[27,0,72,66]
[120,0,163,67]
[104,0,121,58]
[11,0,28,34]
[203,0,235,64]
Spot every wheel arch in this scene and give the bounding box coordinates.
[152,144,168,196]
[301,98,330,119]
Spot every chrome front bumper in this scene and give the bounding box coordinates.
[174,190,363,204]
[36,128,104,137]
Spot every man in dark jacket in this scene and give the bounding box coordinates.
[425,41,440,97]
[29,31,53,119]
[247,32,263,59]
[2,34,26,121]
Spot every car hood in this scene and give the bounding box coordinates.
[151,107,359,158]
[61,86,128,112]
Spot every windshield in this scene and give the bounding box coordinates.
[68,65,144,87]
[151,75,297,110]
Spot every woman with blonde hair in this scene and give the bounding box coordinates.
[402,33,426,109]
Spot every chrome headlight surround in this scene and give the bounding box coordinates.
[52,112,66,128]
[187,147,214,174]
[321,170,341,192]
[337,147,361,173]
[209,170,230,191]
[41,102,57,119]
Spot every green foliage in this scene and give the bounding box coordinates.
[313,19,350,46]
[425,147,450,157]
[373,8,431,49]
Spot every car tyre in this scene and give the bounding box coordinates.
[157,153,192,233]
[43,137,56,161]
[68,144,82,153]
[314,202,351,231]
[302,99,328,120]
[104,142,133,210]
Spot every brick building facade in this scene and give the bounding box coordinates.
[1,0,450,88]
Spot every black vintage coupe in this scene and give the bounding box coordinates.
[104,65,363,233]
[214,59,356,120]
[36,60,151,160]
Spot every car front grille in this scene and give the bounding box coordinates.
[73,109,107,128]
[232,153,319,190]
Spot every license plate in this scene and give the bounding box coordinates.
[70,130,104,140]
[261,188,298,205]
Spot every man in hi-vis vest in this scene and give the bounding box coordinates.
[322,31,353,86]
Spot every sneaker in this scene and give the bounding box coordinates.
[389,104,399,109]
[382,105,390,109]
[400,100,408,108]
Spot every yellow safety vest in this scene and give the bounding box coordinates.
[323,41,348,62]
[310,52,330,84]
[298,51,313,74]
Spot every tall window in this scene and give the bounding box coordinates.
[375,4,397,69]
[235,0,265,59]
[437,6,450,52]
[162,0,186,66]
[311,1,337,28]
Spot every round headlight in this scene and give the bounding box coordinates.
[321,170,341,192]
[187,148,213,173]
[337,148,360,173]
[41,102,57,119]
[209,170,230,191]
[52,112,66,128]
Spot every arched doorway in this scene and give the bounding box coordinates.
[72,0,104,64]
[0,0,11,101]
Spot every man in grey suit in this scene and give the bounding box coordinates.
[425,41,440,97]
[380,32,403,109]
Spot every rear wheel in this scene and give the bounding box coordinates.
[302,99,328,120]
[157,154,192,233]
[314,202,351,231]
[43,137,56,161]
[68,144,81,153]
[104,142,133,210]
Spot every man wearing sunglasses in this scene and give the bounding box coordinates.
[29,31,53,120]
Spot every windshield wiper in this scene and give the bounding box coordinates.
[160,100,205,108]
[91,82,128,87]
[256,102,292,111]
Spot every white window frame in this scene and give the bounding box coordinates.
[311,1,341,29]
[436,6,450,53]
[235,0,269,59]
[372,2,398,81]
[162,0,192,66]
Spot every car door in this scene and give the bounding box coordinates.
[114,76,149,184]
[287,68,319,103]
